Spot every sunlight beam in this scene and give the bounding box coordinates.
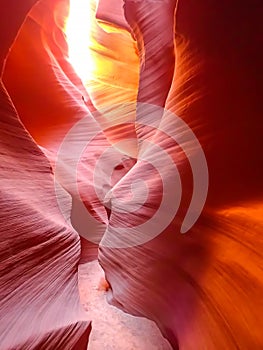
[65,0,94,85]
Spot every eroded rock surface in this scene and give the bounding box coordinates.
[1,0,263,349]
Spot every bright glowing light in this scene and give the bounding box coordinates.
[65,0,94,84]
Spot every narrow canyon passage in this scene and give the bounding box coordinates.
[79,261,172,349]
[0,0,263,349]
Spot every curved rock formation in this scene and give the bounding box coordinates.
[0,1,91,349]
[95,1,263,349]
[1,0,263,349]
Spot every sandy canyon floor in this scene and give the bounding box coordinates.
[78,261,172,350]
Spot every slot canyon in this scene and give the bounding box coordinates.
[0,0,263,349]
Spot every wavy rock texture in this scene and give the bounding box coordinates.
[0,1,92,349]
[0,66,91,349]
[1,0,263,349]
[94,1,263,349]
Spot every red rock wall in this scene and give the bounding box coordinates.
[96,1,263,349]
[0,1,91,349]
[1,0,263,349]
